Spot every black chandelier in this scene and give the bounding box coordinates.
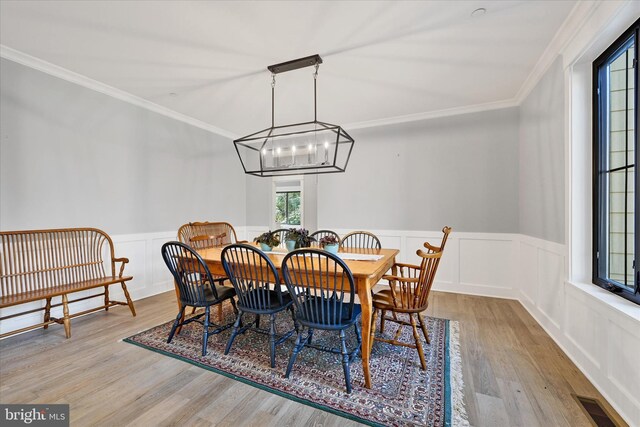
[233,54,354,177]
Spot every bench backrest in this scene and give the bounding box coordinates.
[177,222,240,249]
[0,228,116,297]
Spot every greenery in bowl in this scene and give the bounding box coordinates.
[319,235,339,247]
[254,231,280,248]
[285,228,316,249]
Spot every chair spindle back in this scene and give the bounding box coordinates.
[399,226,451,310]
[310,230,340,246]
[268,229,288,248]
[161,241,219,307]
[177,222,239,249]
[282,249,356,328]
[221,244,282,311]
[340,231,382,250]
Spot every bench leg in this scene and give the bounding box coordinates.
[104,286,110,311]
[43,297,52,329]
[62,294,71,338]
[121,282,136,317]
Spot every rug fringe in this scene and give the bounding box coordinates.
[449,321,470,427]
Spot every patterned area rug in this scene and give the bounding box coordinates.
[124,305,468,427]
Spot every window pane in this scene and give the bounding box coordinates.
[594,23,638,304]
[607,167,635,289]
[275,191,301,226]
[608,43,634,171]
[286,192,301,225]
[275,193,286,224]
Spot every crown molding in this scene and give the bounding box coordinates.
[343,98,518,131]
[0,45,237,139]
[0,0,616,138]
[1,43,518,134]
[514,1,600,104]
[562,0,639,69]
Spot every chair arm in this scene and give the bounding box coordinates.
[392,262,421,271]
[382,274,419,283]
[423,241,440,252]
[236,240,249,244]
[114,257,129,278]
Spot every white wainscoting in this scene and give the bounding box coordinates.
[517,234,640,427]
[2,226,638,425]
[245,226,521,299]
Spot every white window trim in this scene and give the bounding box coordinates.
[564,1,639,293]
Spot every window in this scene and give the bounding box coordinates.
[275,191,301,225]
[593,19,639,304]
[272,178,303,228]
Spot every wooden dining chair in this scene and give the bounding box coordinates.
[161,241,238,356]
[340,231,381,250]
[282,249,361,393]
[177,222,245,322]
[369,226,451,370]
[177,221,245,248]
[310,229,340,246]
[221,244,298,368]
[189,233,229,249]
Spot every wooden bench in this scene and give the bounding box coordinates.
[0,228,136,339]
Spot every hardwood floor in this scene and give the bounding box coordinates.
[0,291,627,426]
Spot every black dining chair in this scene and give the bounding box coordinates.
[282,249,361,393]
[221,244,298,368]
[270,229,289,248]
[340,231,382,250]
[310,229,340,246]
[161,241,238,356]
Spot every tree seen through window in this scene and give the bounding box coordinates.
[275,191,301,225]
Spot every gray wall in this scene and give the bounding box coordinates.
[0,58,246,234]
[245,174,318,231]
[316,108,520,233]
[518,56,565,243]
[245,175,271,226]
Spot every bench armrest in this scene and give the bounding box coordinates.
[114,257,129,278]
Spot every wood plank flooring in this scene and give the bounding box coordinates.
[0,291,627,426]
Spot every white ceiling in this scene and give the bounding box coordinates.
[0,0,577,137]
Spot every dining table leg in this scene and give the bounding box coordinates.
[358,278,373,389]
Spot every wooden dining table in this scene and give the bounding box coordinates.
[196,245,399,389]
